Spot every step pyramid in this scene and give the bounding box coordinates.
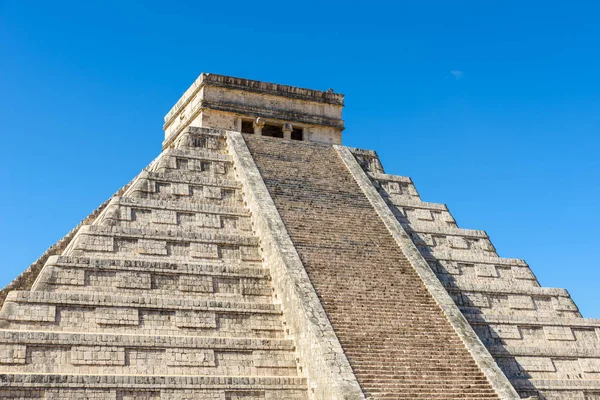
[0,73,597,400]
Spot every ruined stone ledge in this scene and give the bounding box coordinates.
[47,256,265,278]
[142,171,240,188]
[443,282,569,297]
[423,253,528,267]
[164,147,231,163]
[405,223,488,238]
[0,373,307,389]
[2,291,281,314]
[110,197,249,216]
[0,330,293,350]
[511,379,600,390]
[367,172,413,184]
[77,225,258,246]
[387,197,448,210]
[466,314,599,328]
[489,345,600,358]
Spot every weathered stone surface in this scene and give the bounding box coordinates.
[245,135,507,399]
[0,127,307,398]
[1,73,596,400]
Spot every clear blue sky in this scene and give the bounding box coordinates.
[1,1,599,316]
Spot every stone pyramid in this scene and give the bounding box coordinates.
[0,73,597,400]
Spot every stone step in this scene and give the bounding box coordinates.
[0,330,298,377]
[423,252,526,266]
[403,222,486,239]
[163,147,232,163]
[0,374,307,399]
[41,256,266,279]
[106,197,249,217]
[414,235,497,257]
[466,313,600,329]
[127,170,242,204]
[489,344,600,358]
[461,306,579,320]
[143,171,240,189]
[511,378,600,391]
[442,281,565,297]
[0,329,294,350]
[154,153,232,177]
[68,225,261,262]
[100,199,252,233]
[428,258,538,287]
[34,256,272,300]
[0,291,284,338]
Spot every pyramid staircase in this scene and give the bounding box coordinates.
[0,130,307,399]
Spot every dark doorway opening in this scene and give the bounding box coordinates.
[262,124,284,138]
[241,119,254,134]
[291,128,304,141]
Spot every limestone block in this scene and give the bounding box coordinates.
[544,326,576,341]
[490,324,522,340]
[439,260,461,275]
[48,267,85,286]
[71,346,126,366]
[265,391,306,400]
[253,350,296,368]
[179,276,214,293]
[77,235,114,252]
[166,348,215,366]
[513,267,536,280]
[516,357,556,372]
[0,389,44,399]
[475,264,498,278]
[509,295,536,310]
[464,292,490,308]
[151,209,178,225]
[553,358,583,377]
[136,239,168,256]
[240,245,262,261]
[440,211,456,224]
[413,209,434,221]
[189,243,219,259]
[46,390,117,400]
[579,358,600,373]
[407,184,419,197]
[175,311,217,328]
[448,236,469,249]
[553,296,579,312]
[241,278,272,296]
[171,183,190,196]
[119,206,133,221]
[411,233,433,246]
[96,307,139,326]
[115,271,152,289]
[237,217,253,231]
[0,344,26,364]
[384,181,402,195]
[204,186,222,199]
[213,162,227,174]
[225,391,265,400]
[480,239,496,252]
[199,213,221,228]
[0,303,56,323]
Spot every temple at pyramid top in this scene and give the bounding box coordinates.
[163,73,345,147]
